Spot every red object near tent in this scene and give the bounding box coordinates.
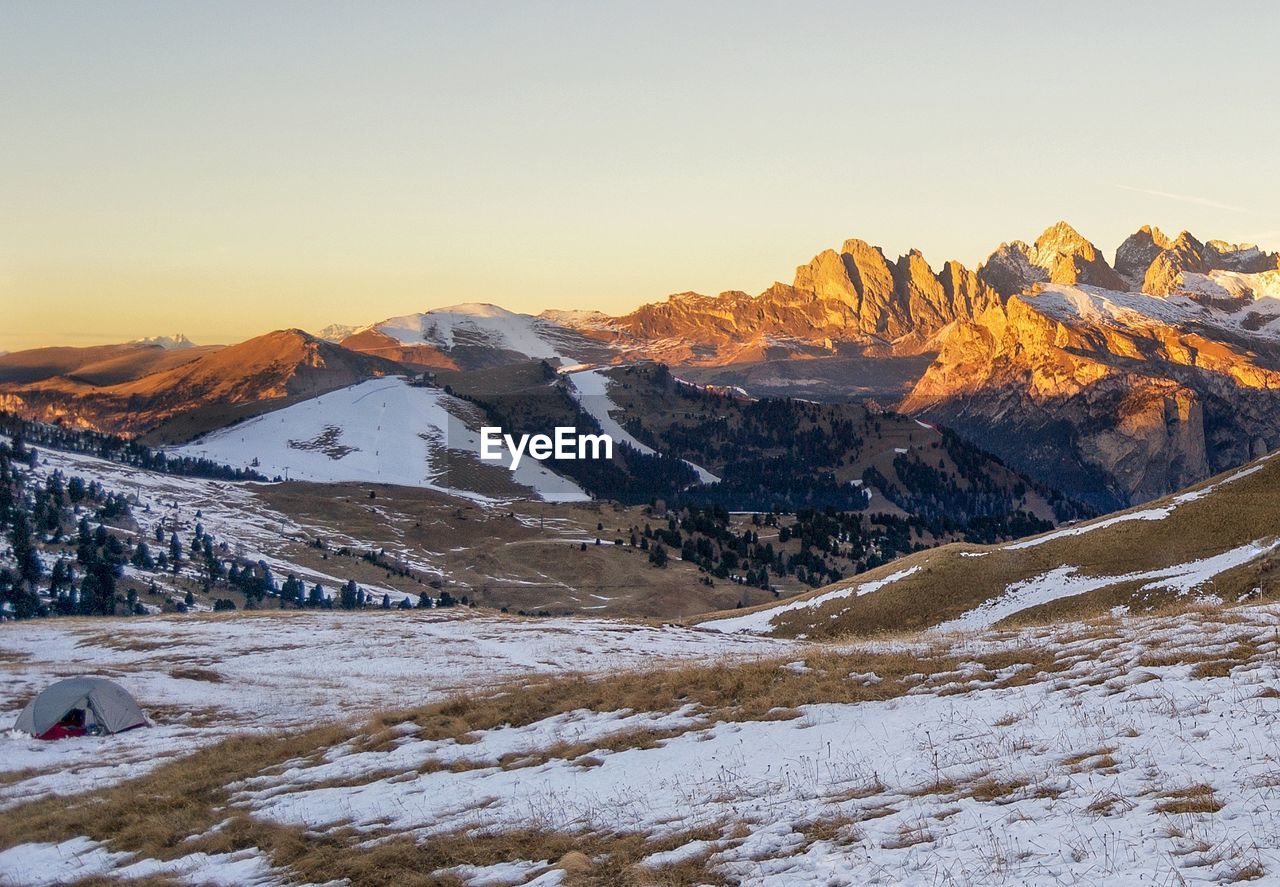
[38,722,88,741]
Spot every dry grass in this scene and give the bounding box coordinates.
[691,451,1280,639]
[76,633,177,653]
[799,812,864,848]
[1153,784,1223,815]
[256,480,782,619]
[1062,747,1117,773]
[0,722,355,857]
[966,776,1029,803]
[1230,860,1267,882]
[167,666,225,683]
[188,815,729,887]
[1086,790,1136,816]
[0,767,51,789]
[364,642,1074,752]
[1,714,730,885]
[881,818,933,849]
[2,641,1036,882]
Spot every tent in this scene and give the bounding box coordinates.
[15,677,148,740]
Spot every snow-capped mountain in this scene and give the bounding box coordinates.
[130,333,197,350]
[313,323,360,343]
[337,303,617,371]
[902,250,1280,509]
[6,220,1280,510]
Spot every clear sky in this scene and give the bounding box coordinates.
[3,1,1279,350]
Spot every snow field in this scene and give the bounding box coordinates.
[7,603,1280,883]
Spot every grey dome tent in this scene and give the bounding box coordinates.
[15,677,147,740]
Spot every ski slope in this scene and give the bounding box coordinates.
[567,368,720,484]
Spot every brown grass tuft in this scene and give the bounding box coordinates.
[1153,784,1223,815]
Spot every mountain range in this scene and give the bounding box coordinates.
[331,221,1280,508]
[4,220,1280,510]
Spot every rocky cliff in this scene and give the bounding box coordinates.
[612,238,1001,364]
[902,282,1280,508]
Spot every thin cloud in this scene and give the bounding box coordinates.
[1112,184,1254,214]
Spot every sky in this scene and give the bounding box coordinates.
[2,1,1279,351]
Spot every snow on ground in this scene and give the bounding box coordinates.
[173,377,589,503]
[24,445,416,603]
[566,369,720,484]
[0,612,789,807]
[233,606,1280,885]
[8,603,1280,884]
[700,566,921,635]
[935,538,1280,632]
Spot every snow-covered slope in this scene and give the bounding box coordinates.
[378,304,569,357]
[1026,277,1280,341]
[352,302,614,369]
[173,377,589,502]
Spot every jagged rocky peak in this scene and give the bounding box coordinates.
[1139,229,1280,297]
[977,240,1046,298]
[1205,239,1279,273]
[979,222,1127,296]
[792,247,860,304]
[1115,225,1171,287]
[1028,221,1128,291]
[1140,230,1206,296]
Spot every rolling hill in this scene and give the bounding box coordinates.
[0,341,218,386]
[0,330,404,441]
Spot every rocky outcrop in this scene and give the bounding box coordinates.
[1030,221,1129,291]
[1115,225,1171,287]
[903,291,1280,508]
[1142,231,1210,296]
[1117,228,1280,298]
[979,222,1127,297]
[614,238,1000,363]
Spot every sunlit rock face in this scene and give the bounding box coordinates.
[903,268,1280,509]
[613,237,1001,364]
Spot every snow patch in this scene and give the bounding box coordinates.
[701,565,921,635]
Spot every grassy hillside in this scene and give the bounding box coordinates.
[694,450,1280,638]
